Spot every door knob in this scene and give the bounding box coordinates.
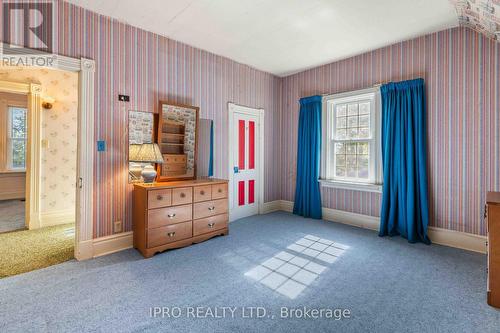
[233,166,239,174]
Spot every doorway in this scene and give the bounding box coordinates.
[228,103,264,221]
[0,68,79,277]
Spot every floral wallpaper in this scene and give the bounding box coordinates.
[451,0,500,40]
[0,66,78,214]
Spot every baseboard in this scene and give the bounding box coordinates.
[75,232,133,260]
[92,231,133,258]
[269,200,487,254]
[427,226,486,254]
[40,209,75,227]
[261,200,286,214]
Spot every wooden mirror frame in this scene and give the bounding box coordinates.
[156,101,199,182]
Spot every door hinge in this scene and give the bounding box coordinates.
[78,177,83,189]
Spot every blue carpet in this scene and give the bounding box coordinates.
[0,212,498,332]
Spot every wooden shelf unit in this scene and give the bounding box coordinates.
[486,192,500,308]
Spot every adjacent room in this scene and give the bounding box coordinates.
[0,0,499,332]
[0,66,78,278]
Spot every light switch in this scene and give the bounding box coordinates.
[97,140,106,152]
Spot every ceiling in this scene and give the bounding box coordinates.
[67,0,459,77]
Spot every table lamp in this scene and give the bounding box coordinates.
[129,143,163,183]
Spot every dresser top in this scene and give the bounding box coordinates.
[134,178,228,190]
[487,192,500,205]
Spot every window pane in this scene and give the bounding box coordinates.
[336,116,346,129]
[347,116,358,128]
[346,143,357,155]
[347,103,358,116]
[347,128,358,139]
[346,152,359,178]
[335,143,345,154]
[336,104,347,117]
[336,166,346,177]
[359,114,370,127]
[11,139,26,169]
[358,155,369,178]
[336,129,347,140]
[357,142,369,155]
[11,107,27,139]
[359,102,370,115]
[359,127,370,139]
[336,154,345,166]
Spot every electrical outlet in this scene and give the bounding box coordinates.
[113,220,123,234]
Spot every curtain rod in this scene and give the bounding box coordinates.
[316,77,422,98]
[317,83,381,97]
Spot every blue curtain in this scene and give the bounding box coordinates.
[293,95,322,219]
[208,120,214,177]
[379,78,431,244]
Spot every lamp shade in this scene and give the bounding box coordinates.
[129,143,163,164]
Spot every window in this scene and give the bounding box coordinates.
[8,106,27,170]
[321,88,382,192]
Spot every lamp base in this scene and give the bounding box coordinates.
[141,165,157,183]
[129,163,143,182]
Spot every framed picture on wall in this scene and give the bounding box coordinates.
[128,110,155,183]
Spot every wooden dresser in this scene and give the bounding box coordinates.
[133,179,229,258]
[486,192,500,308]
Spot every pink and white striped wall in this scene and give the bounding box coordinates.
[280,27,500,236]
[0,0,282,237]
[1,1,497,238]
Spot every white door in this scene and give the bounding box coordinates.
[229,104,263,221]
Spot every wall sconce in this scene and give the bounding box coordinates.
[42,96,55,109]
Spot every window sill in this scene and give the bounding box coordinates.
[319,179,382,193]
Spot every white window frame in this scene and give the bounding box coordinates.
[7,105,27,171]
[320,87,382,193]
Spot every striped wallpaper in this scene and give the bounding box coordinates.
[281,27,500,236]
[0,0,282,237]
[1,1,497,238]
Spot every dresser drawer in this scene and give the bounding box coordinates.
[193,214,228,236]
[164,163,186,172]
[164,154,186,164]
[172,187,192,205]
[212,183,228,200]
[147,204,192,229]
[148,189,172,209]
[147,221,192,248]
[194,185,212,202]
[194,199,228,219]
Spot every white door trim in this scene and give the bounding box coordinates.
[227,103,264,222]
[0,44,96,260]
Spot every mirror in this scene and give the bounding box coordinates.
[196,119,213,178]
[157,101,199,181]
[128,110,155,183]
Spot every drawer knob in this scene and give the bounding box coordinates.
[218,189,222,193]
[208,206,215,211]
[157,195,163,200]
[200,190,205,195]
[180,192,186,198]
[167,232,176,237]
[167,213,176,218]
[208,222,215,228]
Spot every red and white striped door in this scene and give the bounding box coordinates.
[231,112,260,220]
